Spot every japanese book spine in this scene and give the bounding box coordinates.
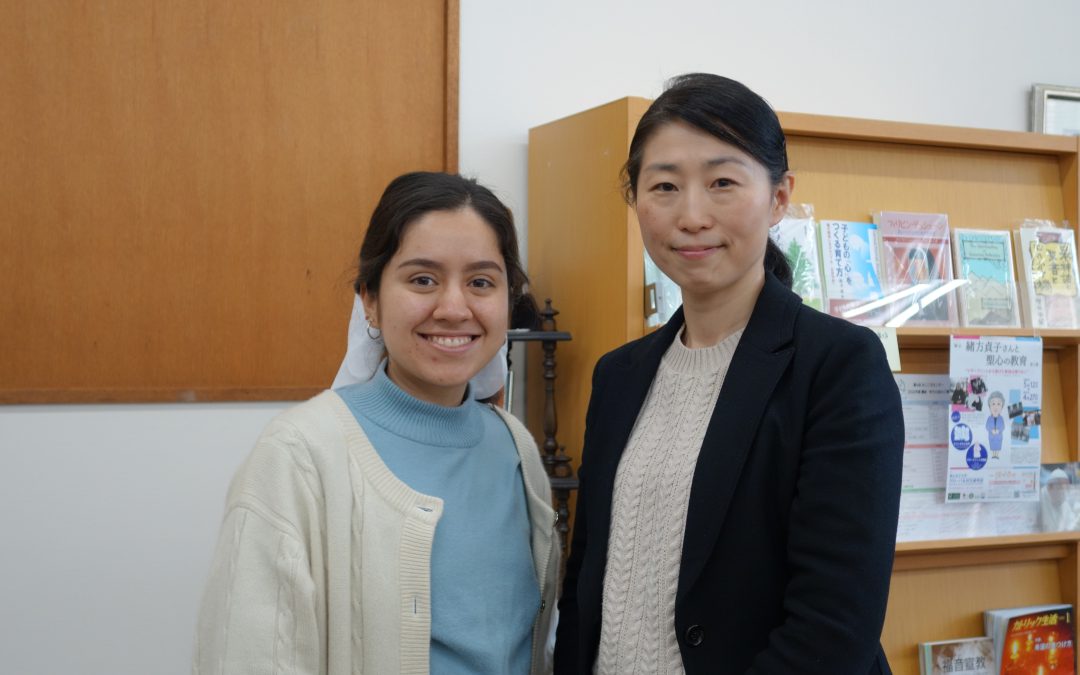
[770,204,825,311]
[918,637,995,675]
[952,229,1022,328]
[874,210,958,326]
[1015,225,1080,329]
[818,219,884,324]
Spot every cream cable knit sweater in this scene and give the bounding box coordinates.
[192,391,558,675]
[595,327,743,675]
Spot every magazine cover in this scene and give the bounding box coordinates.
[919,637,995,675]
[770,203,825,311]
[946,336,1043,503]
[1016,224,1080,329]
[952,229,1022,328]
[874,210,957,326]
[988,605,1075,674]
[819,219,884,324]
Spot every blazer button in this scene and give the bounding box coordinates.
[685,625,704,647]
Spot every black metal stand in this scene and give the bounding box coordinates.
[506,299,577,560]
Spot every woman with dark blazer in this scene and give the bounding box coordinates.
[553,74,905,674]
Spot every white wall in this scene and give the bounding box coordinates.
[3,1,1079,672]
[459,0,1080,260]
[0,403,286,674]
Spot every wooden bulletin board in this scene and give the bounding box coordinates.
[0,0,459,403]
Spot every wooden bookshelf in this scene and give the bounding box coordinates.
[527,98,1080,674]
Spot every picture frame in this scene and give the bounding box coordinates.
[1031,83,1080,136]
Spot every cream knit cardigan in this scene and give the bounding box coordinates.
[193,391,559,675]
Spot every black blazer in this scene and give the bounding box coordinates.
[554,274,904,674]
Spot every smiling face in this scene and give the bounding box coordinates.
[634,120,791,309]
[361,207,508,406]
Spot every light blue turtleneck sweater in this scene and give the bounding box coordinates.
[336,365,540,674]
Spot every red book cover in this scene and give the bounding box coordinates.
[1000,607,1075,674]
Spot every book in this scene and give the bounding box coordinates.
[984,604,1075,674]
[1015,223,1080,329]
[769,203,825,311]
[874,210,957,326]
[918,637,995,675]
[952,229,1022,328]
[819,219,884,324]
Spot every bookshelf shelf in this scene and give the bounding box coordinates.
[779,111,1079,155]
[528,99,1080,675]
[896,533,1080,574]
[898,531,1080,554]
[897,327,1080,350]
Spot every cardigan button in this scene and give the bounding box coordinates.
[685,625,704,647]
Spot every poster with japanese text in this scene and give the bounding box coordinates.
[946,336,1042,502]
[895,373,1038,541]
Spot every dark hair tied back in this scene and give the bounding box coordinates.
[354,172,528,304]
[624,73,794,288]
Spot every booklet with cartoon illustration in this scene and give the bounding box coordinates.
[946,336,1042,503]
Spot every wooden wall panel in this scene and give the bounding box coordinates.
[786,136,1068,228]
[0,0,459,402]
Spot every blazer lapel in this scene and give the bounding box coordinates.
[677,275,799,604]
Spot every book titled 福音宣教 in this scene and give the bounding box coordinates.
[918,636,995,675]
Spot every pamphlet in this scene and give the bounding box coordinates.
[946,336,1042,503]
[895,373,1038,541]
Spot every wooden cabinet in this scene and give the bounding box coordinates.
[527,97,1080,674]
[0,0,460,403]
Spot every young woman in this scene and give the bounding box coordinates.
[553,74,904,674]
[193,172,559,674]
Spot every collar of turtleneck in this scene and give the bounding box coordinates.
[335,361,484,448]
